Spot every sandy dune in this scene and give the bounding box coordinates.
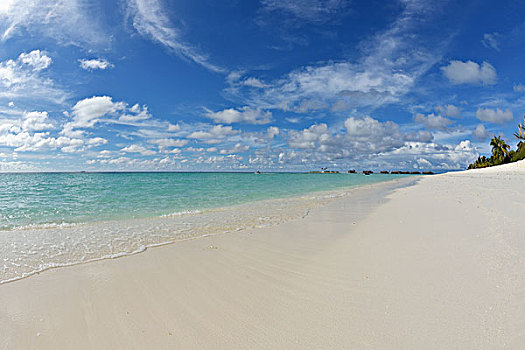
[1,162,524,349]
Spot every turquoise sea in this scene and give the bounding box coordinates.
[0,172,410,283]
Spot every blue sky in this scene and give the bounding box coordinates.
[0,0,524,171]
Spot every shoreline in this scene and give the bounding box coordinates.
[0,176,415,286]
[2,163,524,348]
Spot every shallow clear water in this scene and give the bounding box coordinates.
[0,172,408,230]
[0,172,411,283]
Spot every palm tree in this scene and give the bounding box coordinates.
[514,115,525,141]
[490,136,510,163]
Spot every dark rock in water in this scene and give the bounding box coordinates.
[362,170,373,175]
[422,171,434,175]
[391,171,401,174]
[348,169,357,174]
[380,171,389,174]
[410,171,421,174]
[400,171,410,174]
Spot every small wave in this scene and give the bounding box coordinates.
[160,210,202,218]
[5,222,79,232]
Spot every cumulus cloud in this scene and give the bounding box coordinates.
[405,130,434,143]
[22,111,53,131]
[434,104,461,117]
[0,50,65,102]
[473,124,489,140]
[79,58,114,70]
[121,144,157,156]
[148,138,188,153]
[187,124,239,144]
[413,113,453,131]
[205,107,273,125]
[266,126,280,139]
[219,143,250,155]
[441,60,497,85]
[279,115,476,170]
[62,96,125,137]
[475,107,513,124]
[87,137,107,146]
[18,50,51,71]
[119,104,151,122]
[288,116,407,157]
[0,121,86,153]
[126,0,222,72]
[61,96,166,138]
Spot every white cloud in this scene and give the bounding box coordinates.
[405,130,434,143]
[126,0,223,72]
[260,0,349,23]
[18,50,51,71]
[148,138,188,150]
[441,60,497,85]
[481,32,500,51]
[62,96,125,137]
[267,126,279,139]
[475,107,513,124]
[0,124,85,153]
[242,77,268,88]
[219,143,249,155]
[279,115,476,170]
[79,58,114,70]
[473,124,489,140]
[0,50,65,103]
[121,144,157,156]
[413,113,453,131]
[228,0,445,113]
[22,111,53,131]
[205,107,273,125]
[434,104,461,117]
[187,124,239,144]
[287,116,407,156]
[0,0,109,47]
[513,83,525,92]
[62,96,165,138]
[0,0,16,14]
[119,104,151,122]
[86,137,107,148]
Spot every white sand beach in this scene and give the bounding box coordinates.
[1,162,524,349]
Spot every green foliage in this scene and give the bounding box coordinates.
[490,136,510,163]
[467,155,493,169]
[511,141,525,162]
[467,117,525,169]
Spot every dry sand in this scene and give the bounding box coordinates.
[1,162,524,349]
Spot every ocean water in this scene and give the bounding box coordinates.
[0,172,410,283]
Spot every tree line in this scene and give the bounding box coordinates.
[468,116,525,169]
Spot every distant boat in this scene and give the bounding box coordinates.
[255,170,261,174]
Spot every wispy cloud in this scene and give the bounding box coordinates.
[228,0,447,114]
[126,0,224,73]
[0,0,110,48]
[260,0,350,23]
[481,32,501,51]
